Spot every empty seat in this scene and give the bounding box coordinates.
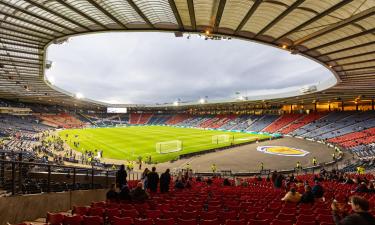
[82,216,103,225]
[63,215,83,225]
[46,212,64,225]
[112,216,133,225]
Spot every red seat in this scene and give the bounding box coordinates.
[106,208,121,222]
[248,219,269,225]
[91,201,106,208]
[63,215,83,225]
[180,211,198,220]
[220,211,238,221]
[72,206,89,216]
[200,211,218,220]
[297,214,315,222]
[88,207,105,217]
[155,218,175,225]
[276,213,295,221]
[238,211,256,221]
[123,209,139,218]
[146,210,162,219]
[317,214,334,224]
[177,218,198,225]
[82,216,103,225]
[271,219,292,225]
[47,212,64,225]
[163,210,178,219]
[200,219,219,225]
[295,222,316,225]
[134,218,154,225]
[225,219,246,225]
[257,212,274,220]
[112,216,133,225]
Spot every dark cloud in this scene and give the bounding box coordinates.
[46,32,332,104]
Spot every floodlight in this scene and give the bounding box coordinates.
[75,93,84,99]
[173,101,179,106]
[199,98,206,104]
[47,76,55,85]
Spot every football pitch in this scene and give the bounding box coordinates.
[58,126,272,163]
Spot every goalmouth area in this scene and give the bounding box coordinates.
[58,126,273,163]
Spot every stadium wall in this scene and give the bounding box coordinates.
[0,189,107,225]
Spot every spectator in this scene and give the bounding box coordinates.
[332,195,375,225]
[116,164,127,189]
[223,178,231,186]
[130,182,149,202]
[312,180,324,198]
[160,169,171,193]
[300,185,314,204]
[106,184,118,201]
[175,177,185,189]
[147,167,159,192]
[141,168,149,190]
[354,182,368,193]
[118,185,131,201]
[281,188,301,203]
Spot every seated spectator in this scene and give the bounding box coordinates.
[118,185,131,201]
[332,195,375,225]
[355,182,369,193]
[281,188,301,203]
[106,184,118,201]
[175,177,185,189]
[223,178,231,186]
[130,182,149,202]
[300,185,314,204]
[312,180,324,198]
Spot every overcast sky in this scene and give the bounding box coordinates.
[45,32,332,104]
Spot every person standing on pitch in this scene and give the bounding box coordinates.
[260,162,264,171]
[312,157,317,166]
[211,164,217,173]
[147,167,159,193]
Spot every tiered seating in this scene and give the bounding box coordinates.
[263,114,303,133]
[301,112,375,140]
[165,114,190,125]
[129,113,141,124]
[280,113,327,135]
[38,113,84,128]
[39,175,375,225]
[328,127,375,148]
[246,115,279,132]
[138,114,153,124]
[198,115,237,129]
[291,112,353,136]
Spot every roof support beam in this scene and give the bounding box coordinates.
[294,7,375,45]
[0,1,76,33]
[256,0,305,37]
[0,35,41,46]
[126,0,154,28]
[0,38,41,49]
[235,0,262,34]
[334,58,375,67]
[274,0,353,42]
[0,20,55,38]
[0,30,45,44]
[54,0,108,29]
[0,10,64,35]
[187,0,196,30]
[168,0,184,30]
[0,53,41,62]
[342,65,375,72]
[213,0,226,33]
[0,25,48,41]
[0,58,40,66]
[86,0,127,29]
[326,50,375,62]
[319,41,375,57]
[304,27,375,52]
[23,0,92,31]
[0,47,41,56]
[0,61,40,69]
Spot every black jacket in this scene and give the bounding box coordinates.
[333,212,375,225]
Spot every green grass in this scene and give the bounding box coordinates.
[58,125,271,163]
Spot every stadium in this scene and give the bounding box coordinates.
[0,0,375,225]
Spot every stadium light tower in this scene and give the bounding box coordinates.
[75,92,84,99]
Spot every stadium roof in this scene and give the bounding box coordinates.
[0,0,374,108]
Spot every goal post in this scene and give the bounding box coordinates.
[156,140,182,154]
[212,134,230,144]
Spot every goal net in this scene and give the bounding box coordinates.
[212,134,230,144]
[156,140,182,154]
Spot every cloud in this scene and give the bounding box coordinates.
[45,32,332,104]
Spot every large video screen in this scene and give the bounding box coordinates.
[107,107,127,113]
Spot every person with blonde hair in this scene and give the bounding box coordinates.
[281,188,301,203]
